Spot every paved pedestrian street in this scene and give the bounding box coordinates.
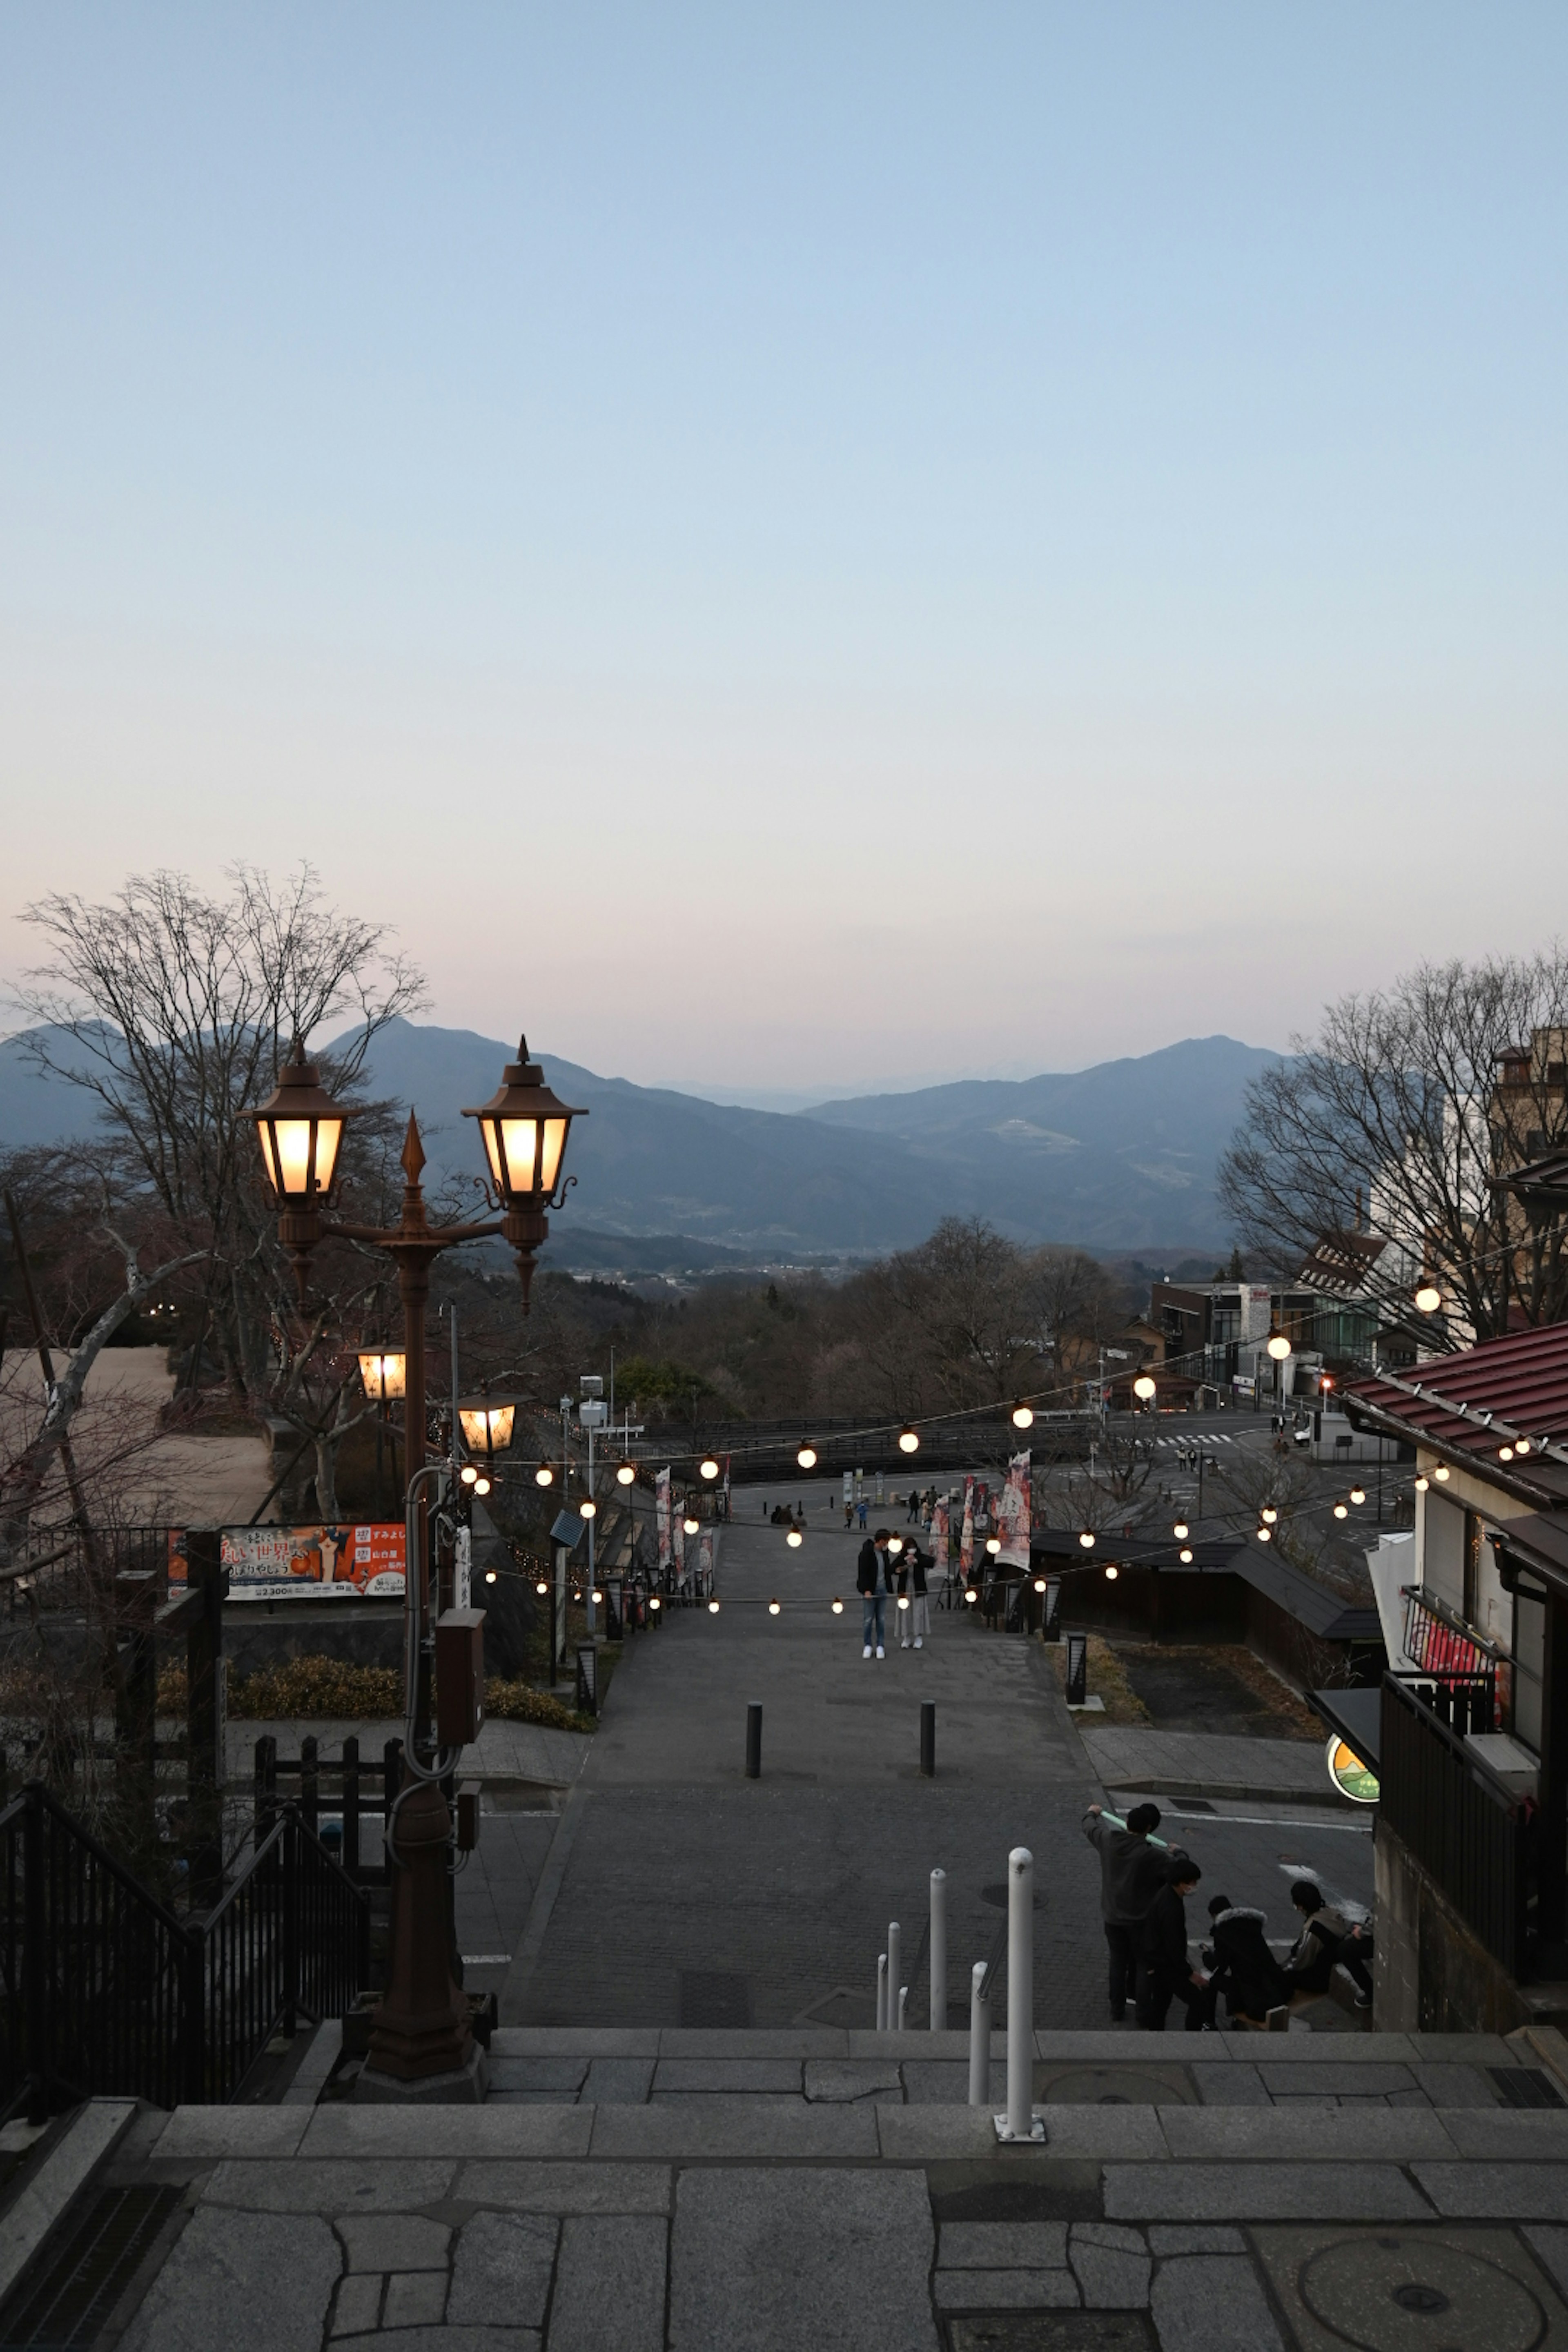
[500,1494,1370,2033]
[504,1499,1104,2033]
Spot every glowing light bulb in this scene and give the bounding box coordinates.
[1078,1530,1096,1550]
[650,1594,662,1610]
[1133,1374,1157,1403]
[699,1456,720,1480]
[1349,1485,1366,1504]
[797,1443,818,1469]
[1011,1401,1034,1430]
[616,1461,636,1485]
[683,1515,699,1535]
[708,1598,720,1614]
[1033,1577,1047,1593]
[768,1598,781,1615]
[831,1597,844,1614]
[1105,1564,1119,1581]
[484,1569,498,1584]
[1414,1281,1442,1314]
[460,1463,478,1486]
[1172,1521,1189,1541]
[1261,1507,1278,1524]
[985,1536,1001,1555]
[1179,1547,1194,1564]
[1257,1526,1272,1542]
[580,1498,597,1520]
[535,1462,554,1487]
[1267,1332,1291,1361]
[1499,1445,1515,1463]
[786,1528,803,1548]
[964,1587,978,1604]
[1434,1464,1450,1481]
[898,1424,920,1454]
[1414,1474,1429,1492]
[1333,1503,1349,1519]
[897,1594,910,1611]
[535,1579,548,1594]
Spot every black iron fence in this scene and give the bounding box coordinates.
[0,1780,370,2120]
[1380,1673,1529,1976]
[253,1734,399,1885]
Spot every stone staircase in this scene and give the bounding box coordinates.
[13,2027,1568,2349]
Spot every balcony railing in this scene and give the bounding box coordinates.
[1380,1673,1529,1978]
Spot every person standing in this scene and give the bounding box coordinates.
[1082,1801,1170,2022]
[857,1498,869,1531]
[898,1538,931,1649]
[857,1527,893,1659]
[1136,1856,1210,2030]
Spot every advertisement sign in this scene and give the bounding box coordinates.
[959,1477,975,1577]
[220,1523,405,1600]
[997,1451,1031,1569]
[656,1468,672,1577]
[931,1499,949,1572]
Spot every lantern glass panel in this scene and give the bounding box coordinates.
[540,1116,568,1192]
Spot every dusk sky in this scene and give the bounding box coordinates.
[3,6,1565,1100]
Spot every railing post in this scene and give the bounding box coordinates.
[255,1735,277,1846]
[300,1735,319,1840]
[886,1921,902,2033]
[998,1846,1042,2142]
[180,1925,206,2105]
[967,1960,989,2106]
[929,1869,947,2031]
[383,1739,402,1878]
[23,1788,47,2124]
[281,1814,300,2042]
[343,1736,361,1881]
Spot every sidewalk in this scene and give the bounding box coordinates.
[44,2027,1568,2352]
[1079,1726,1343,1807]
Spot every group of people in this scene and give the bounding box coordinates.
[1083,1801,1374,2030]
[855,1526,931,1657]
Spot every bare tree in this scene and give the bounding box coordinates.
[1219,952,1568,1346]
[12,866,427,1498]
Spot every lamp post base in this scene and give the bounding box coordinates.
[356,2043,490,2105]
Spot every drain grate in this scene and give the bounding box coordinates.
[679,1970,751,2028]
[0,2185,180,2348]
[1491,2065,1566,2109]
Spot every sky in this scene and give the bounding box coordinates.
[2,5,1566,1099]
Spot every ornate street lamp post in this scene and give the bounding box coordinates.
[249,1036,583,2099]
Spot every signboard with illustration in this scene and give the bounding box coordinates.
[223,1524,406,1599]
[1326,1733,1379,1804]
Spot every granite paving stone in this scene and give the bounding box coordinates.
[200,2159,456,2212]
[1150,2254,1287,2352]
[583,2057,656,2104]
[332,2332,539,2351]
[1522,2224,1568,2300]
[1160,2103,1454,2160]
[1104,2162,1432,2221]
[456,2161,672,2214]
[1407,2031,1518,2062]
[149,2108,310,2160]
[659,2029,847,2057]
[1146,2226,1246,2254]
[487,2058,589,2095]
[328,2274,382,2337]
[1441,2109,1568,2158]
[803,2060,903,2103]
[938,2221,1069,2269]
[1013,2105,1169,2160]
[1068,2221,1151,2307]
[337,2216,452,2271]
[1406,2062,1499,2107]
[592,2099,878,2159]
[383,2270,449,2328]
[448,2212,559,2331]
[874,2108,1022,2158]
[120,2209,341,2352]
[546,2213,667,2352]
[1414,2163,1568,2219]
[1256,2061,1413,2098]
[902,2060,1004,2105]
[301,2105,593,2159]
[491,2028,659,2058]
[1214,2031,1417,2061]
[670,2168,939,2352]
[933,2270,1081,2310]
[1189,2063,1269,2108]
[654,2059,803,2093]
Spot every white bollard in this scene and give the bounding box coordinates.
[876,1952,888,2033]
[929,1869,947,2033]
[999,1845,1043,2141]
[968,1960,989,2105]
[886,1922,902,2031]
[898,1984,909,2031]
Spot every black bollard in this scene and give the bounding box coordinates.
[920,1700,936,1779]
[746,1701,763,1780]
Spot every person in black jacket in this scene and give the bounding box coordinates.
[856,1528,893,1659]
[1202,1895,1292,2028]
[1286,1880,1374,2009]
[1135,1856,1209,2030]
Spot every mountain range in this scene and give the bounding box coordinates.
[0,1020,1279,1257]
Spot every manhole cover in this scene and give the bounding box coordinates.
[1490,2066,1566,2109]
[1298,2237,1547,2351]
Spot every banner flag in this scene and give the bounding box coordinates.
[656,1468,672,1576]
[959,1477,975,1576]
[997,1451,1031,1568]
